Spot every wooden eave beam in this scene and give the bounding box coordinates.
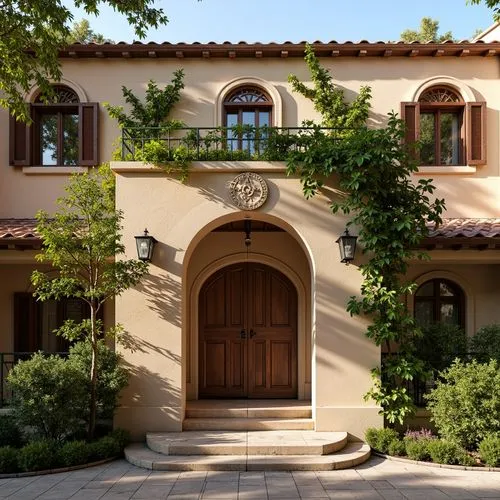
[58,42,500,59]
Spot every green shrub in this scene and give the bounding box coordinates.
[364,427,379,449]
[363,427,399,453]
[387,439,406,456]
[479,435,500,467]
[88,435,121,461]
[416,323,468,374]
[404,438,432,461]
[427,439,468,465]
[58,440,90,467]
[470,324,500,363]
[0,415,22,448]
[7,353,87,441]
[108,428,131,450]
[425,359,500,449]
[67,340,129,424]
[0,446,18,473]
[17,439,58,472]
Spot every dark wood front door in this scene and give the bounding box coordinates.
[199,263,297,398]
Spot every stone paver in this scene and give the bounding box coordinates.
[1,456,500,499]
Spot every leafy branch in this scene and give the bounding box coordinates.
[287,45,445,424]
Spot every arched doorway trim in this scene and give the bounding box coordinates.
[188,252,309,401]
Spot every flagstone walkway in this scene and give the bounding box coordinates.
[0,456,499,499]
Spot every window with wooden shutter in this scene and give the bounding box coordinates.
[9,109,32,166]
[9,85,99,167]
[402,86,486,167]
[401,102,419,161]
[466,101,486,165]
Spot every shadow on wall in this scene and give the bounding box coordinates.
[118,359,182,436]
[134,264,182,328]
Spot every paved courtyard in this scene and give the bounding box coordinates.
[0,456,499,499]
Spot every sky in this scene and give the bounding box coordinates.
[63,0,497,44]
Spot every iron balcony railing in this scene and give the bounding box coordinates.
[0,352,68,408]
[121,126,347,162]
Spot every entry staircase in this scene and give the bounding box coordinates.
[125,400,371,471]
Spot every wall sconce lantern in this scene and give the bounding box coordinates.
[135,228,157,262]
[336,228,357,264]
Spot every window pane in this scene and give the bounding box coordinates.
[420,113,435,165]
[440,113,460,165]
[416,281,434,296]
[415,301,434,326]
[440,303,459,324]
[63,113,79,165]
[41,114,58,165]
[242,111,256,153]
[226,113,238,150]
[440,281,456,297]
[258,111,270,127]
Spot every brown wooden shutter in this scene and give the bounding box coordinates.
[9,108,32,166]
[14,293,41,352]
[466,101,486,165]
[401,102,420,162]
[79,103,99,166]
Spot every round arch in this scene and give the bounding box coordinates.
[409,270,475,335]
[25,77,89,103]
[215,77,283,127]
[407,75,477,103]
[182,214,313,402]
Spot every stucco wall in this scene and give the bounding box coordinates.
[1,54,500,217]
[112,165,382,439]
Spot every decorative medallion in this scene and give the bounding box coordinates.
[229,172,268,210]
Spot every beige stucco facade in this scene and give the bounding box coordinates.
[2,40,500,441]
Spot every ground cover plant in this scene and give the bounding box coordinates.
[0,429,130,474]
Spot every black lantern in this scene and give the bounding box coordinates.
[135,229,157,262]
[336,228,357,264]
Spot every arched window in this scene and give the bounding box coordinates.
[9,85,99,167]
[418,86,464,166]
[401,85,486,166]
[414,278,465,327]
[34,86,81,166]
[223,87,272,153]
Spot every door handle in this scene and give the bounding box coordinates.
[240,329,246,339]
[249,329,256,338]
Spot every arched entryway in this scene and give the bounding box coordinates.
[198,262,298,398]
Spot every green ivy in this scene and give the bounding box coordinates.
[287,44,445,424]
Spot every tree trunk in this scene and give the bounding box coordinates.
[88,303,98,440]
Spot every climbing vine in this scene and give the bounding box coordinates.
[287,45,445,424]
[105,70,190,180]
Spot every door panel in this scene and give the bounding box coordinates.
[199,263,297,398]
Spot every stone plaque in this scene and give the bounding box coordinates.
[229,172,268,210]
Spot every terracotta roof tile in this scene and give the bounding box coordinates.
[57,40,500,59]
[426,218,500,238]
[1,218,500,241]
[0,219,39,239]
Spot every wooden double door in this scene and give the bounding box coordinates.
[199,263,298,398]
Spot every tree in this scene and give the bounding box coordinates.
[31,165,149,439]
[66,19,113,44]
[1,0,168,122]
[468,0,500,20]
[287,45,445,424]
[400,17,454,43]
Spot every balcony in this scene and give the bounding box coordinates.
[120,126,343,162]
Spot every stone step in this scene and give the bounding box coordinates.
[147,430,348,456]
[183,417,314,431]
[185,400,312,419]
[125,442,371,471]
